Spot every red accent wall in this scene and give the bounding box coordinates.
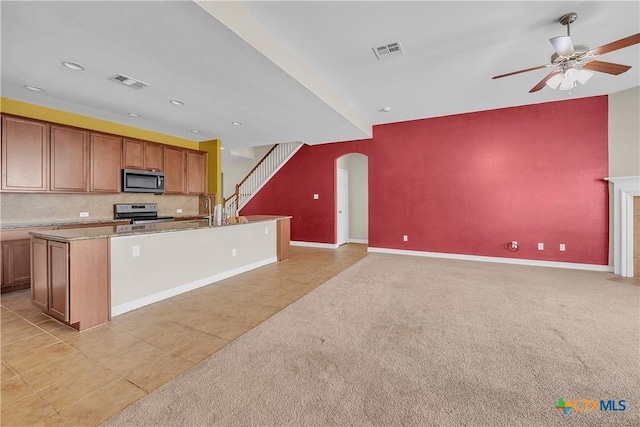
[241,96,609,265]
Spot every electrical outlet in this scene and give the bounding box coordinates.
[511,241,518,249]
[176,208,183,213]
[265,226,269,234]
[313,194,319,200]
[132,246,140,257]
[538,243,544,250]
[560,244,566,251]
[79,212,89,218]
[403,235,408,242]
[232,248,237,257]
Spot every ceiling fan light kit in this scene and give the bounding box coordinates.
[546,68,593,90]
[492,12,639,93]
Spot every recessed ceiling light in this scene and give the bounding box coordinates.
[128,112,140,117]
[221,147,225,150]
[231,121,242,126]
[191,129,201,133]
[170,100,184,106]
[380,107,391,112]
[24,85,44,92]
[62,61,85,71]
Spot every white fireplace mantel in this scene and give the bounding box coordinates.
[605,176,640,277]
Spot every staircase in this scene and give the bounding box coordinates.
[224,141,303,217]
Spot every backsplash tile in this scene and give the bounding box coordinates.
[0,193,199,224]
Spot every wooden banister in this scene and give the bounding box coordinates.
[226,144,277,204]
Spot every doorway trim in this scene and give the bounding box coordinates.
[606,176,640,277]
[336,168,349,246]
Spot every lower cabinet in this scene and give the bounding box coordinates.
[1,239,32,293]
[31,237,110,330]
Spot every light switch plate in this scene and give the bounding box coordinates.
[313,194,319,200]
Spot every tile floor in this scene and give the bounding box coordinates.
[1,244,367,426]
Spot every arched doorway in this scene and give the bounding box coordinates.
[336,153,369,246]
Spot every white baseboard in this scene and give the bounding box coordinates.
[366,247,612,272]
[348,239,368,244]
[291,241,339,249]
[112,257,277,317]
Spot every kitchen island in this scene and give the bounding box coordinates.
[29,216,290,331]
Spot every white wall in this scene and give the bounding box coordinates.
[609,86,640,177]
[222,145,274,199]
[607,86,639,266]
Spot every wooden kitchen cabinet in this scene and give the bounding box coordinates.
[1,227,54,295]
[2,114,210,196]
[1,115,49,191]
[1,239,31,293]
[122,138,164,171]
[47,240,69,321]
[31,237,110,330]
[90,133,121,193]
[144,142,164,171]
[50,125,89,192]
[164,146,186,194]
[31,237,48,309]
[186,150,207,195]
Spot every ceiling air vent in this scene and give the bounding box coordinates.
[372,41,403,60]
[109,74,149,89]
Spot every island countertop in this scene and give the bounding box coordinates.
[0,215,207,230]
[29,216,291,242]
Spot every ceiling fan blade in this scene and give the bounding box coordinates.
[492,64,551,79]
[529,70,562,93]
[582,60,631,75]
[549,35,574,56]
[589,33,640,56]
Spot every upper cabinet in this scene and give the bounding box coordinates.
[90,133,121,193]
[164,146,186,194]
[122,138,164,171]
[1,114,207,195]
[186,150,207,195]
[50,125,89,192]
[1,115,49,191]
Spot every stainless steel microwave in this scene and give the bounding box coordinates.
[122,169,165,194]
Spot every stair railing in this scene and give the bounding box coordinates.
[224,141,303,217]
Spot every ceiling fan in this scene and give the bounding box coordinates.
[492,12,640,93]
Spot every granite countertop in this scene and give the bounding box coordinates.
[0,218,129,230]
[0,215,206,230]
[29,216,290,242]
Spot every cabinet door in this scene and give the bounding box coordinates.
[2,240,31,286]
[186,150,207,195]
[164,146,186,194]
[47,240,69,322]
[122,138,144,169]
[31,238,48,310]
[50,125,88,192]
[144,142,164,171]
[1,116,49,191]
[90,133,121,192]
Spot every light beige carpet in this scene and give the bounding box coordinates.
[105,254,639,426]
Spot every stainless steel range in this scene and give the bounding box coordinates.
[114,203,174,224]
